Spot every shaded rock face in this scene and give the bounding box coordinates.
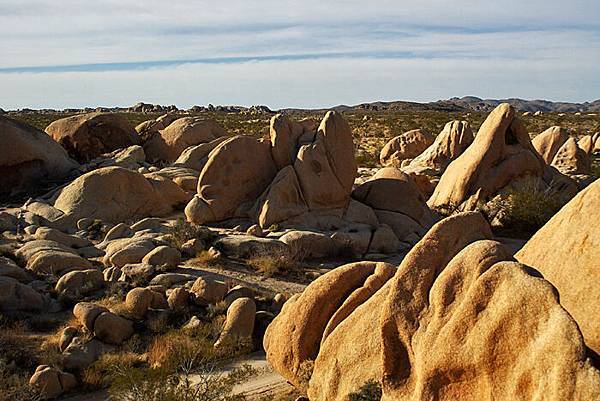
[379,129,435,166]
[50,166,189,227]
[264,261,396,390]
[186,111,359,230]
[428,103,544,211]
[516,179,600,356]
[352,167,435,243]
[0,116,78,198]
[532,126,569,164]
[46,112,139,162]
[135,113,178,142]
[265,213,600,401]
[551,137,591,176]
[143,117,227,162]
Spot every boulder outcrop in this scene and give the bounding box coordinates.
[46,112,139,162]
[0,116,77,198]
[428,104,545,211]
[380,129,434,166]
[532,126,569,164]
[143,117,227,162]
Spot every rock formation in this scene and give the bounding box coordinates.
[28,167,190,228]
[516,178,600,356]
[551,137,591,175]
[532,126,569,164]
[265,212,600,400]
[428,103,546,211]
[379,129,434,166]
[0,115,78,198]
[143,117,227,162]
[186,111,357,229]
[46,112,140,162]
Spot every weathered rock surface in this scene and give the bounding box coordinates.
[214,297,256,348]
[46,112,139,162]
[0,115,77,197]
[551,137,591,176]
[0,276,46,312]
[428,104,545,211]
[50,167,189,226]
[380,129,434,166]
[29,365,77,399]
[144,117,227,162]
[532,126,569,163]
[55,269,104,301]
[173,136,229,171]
[267,212,600,400]
[353,167,435,242]
[264,261,396,389]
[516,178,600,355]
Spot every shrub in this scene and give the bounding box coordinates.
[166,219,212,250]
[483,178,569,235]
[247,245,303,278]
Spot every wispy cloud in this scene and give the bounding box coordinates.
[0,0,598,108]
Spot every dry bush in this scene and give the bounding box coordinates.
[191,249,223,268]
[166,218,214,251]
[82,351,144,390]
[247,244,303,278]
[483,178,569,235]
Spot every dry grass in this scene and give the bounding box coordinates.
[82,351,145,390]
[247,243,304,278]
[191,249,224,268]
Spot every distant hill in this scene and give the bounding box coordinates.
[315,97,600,113]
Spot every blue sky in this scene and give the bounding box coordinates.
[0,0,599,109]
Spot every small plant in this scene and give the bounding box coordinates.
[296,359,314,389]
[166,218,214,251]
[348,379,383,401]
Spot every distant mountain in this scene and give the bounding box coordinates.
[316,97,600,113]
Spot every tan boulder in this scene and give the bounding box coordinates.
[135,113,178,142]
[352,167,435,241]
[0,276,46,312]
[167,287,190,312]
[516,178,600,355]
[551,137,591,175]
[214,297,256,348]
[293,111,356,210]
[428,103,544,211]
[73,302,108,331]
[0,115,77,197]
[93,311,134,344]
[577,134,595,155]
[264,261,395,389]
[53,166,189,226]
[55,269,104,301]
[173,136,229,171]
[29,365,77,399]
[185,136,278,224]
[26,249,92,276]
[46,112,139,162]
[269,113,319,170]
[190,277,228,304]
[142,245,181,269]
[252,166,309,228]
[125,287,154,319]
[103,238,155,268]
[406,121,473,174]
[143,117,226,162]
[34,227,91,249]
[279,230,335,259]
[380,129,434,166]
[532,126,569,163]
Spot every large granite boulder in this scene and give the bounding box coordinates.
[0,115,78,198]
[46,112,139,162]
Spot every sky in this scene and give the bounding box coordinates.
[0,0,599,110]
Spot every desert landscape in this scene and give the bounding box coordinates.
[2,0,599,400]
[0,98,598,400]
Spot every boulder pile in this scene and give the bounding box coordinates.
[264,211,600,400]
